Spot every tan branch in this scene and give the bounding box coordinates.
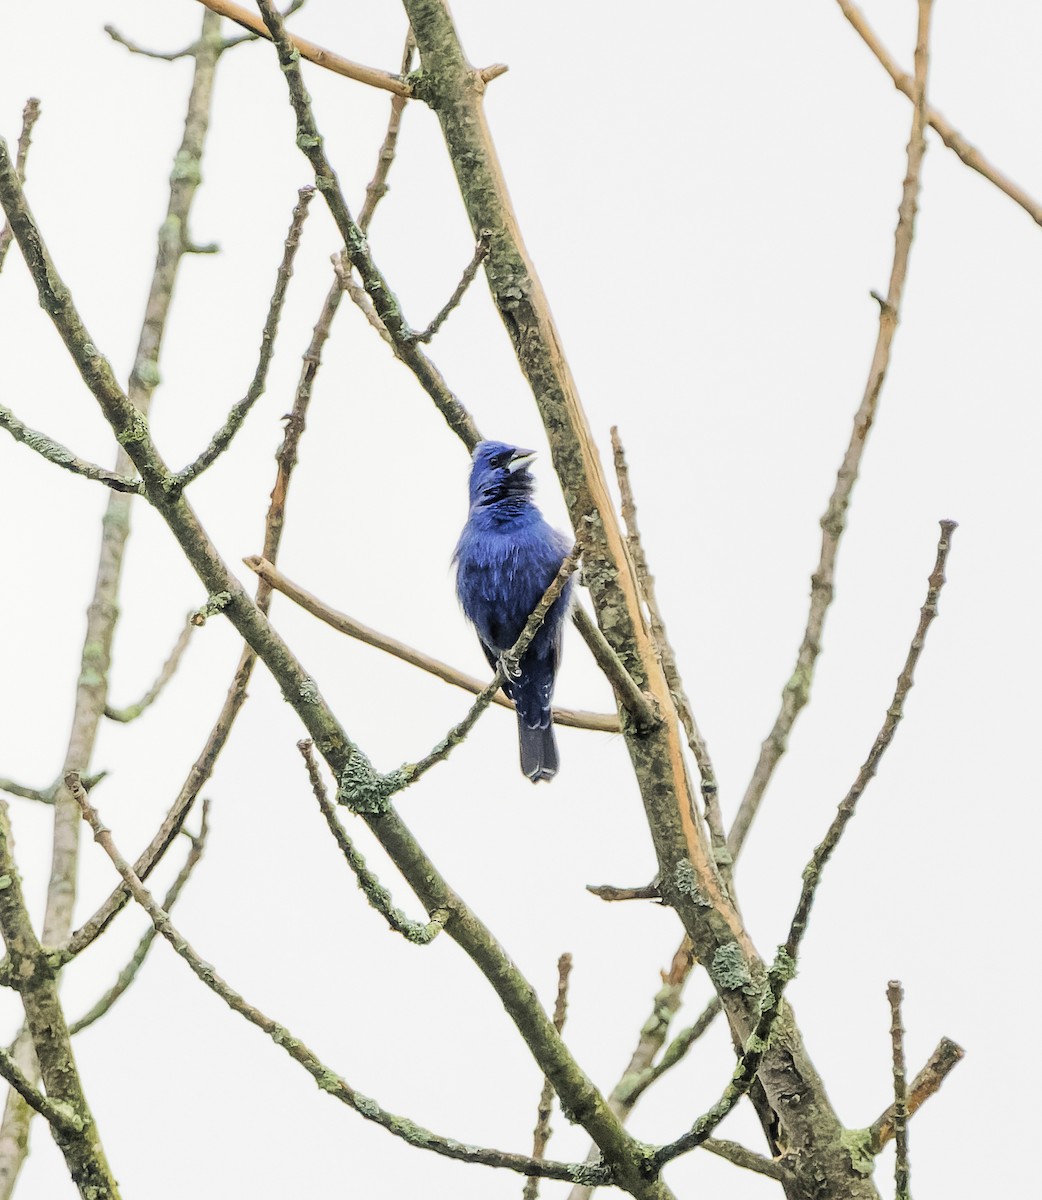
[243,556,619,733]
[192,0,411,95]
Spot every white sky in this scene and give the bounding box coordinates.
[1,2,1039,1197]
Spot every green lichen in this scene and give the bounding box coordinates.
[772,945,798,982]
[298,677,319,703]
[296,132,321,151]
[315,1070,341,1095]
[0,875,11,891]
[338,747,395,814]
[674,858,709,905]
[170,149,201,185]
[192,591,231,625]
[841,1127,875,1177]
[709,942,753,992]
[133,356,161,389]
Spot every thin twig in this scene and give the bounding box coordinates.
[524,953,573,1200]
[257,0,481,448]
[702,1138,794,1182]
[408,232,491,343]
[0,1047,80,1138]
[0,780,53,805]
[0,405,142,493]
[585,882,660,902]
[194,0,411,95]
[104,23,199,61]
[0,98,39,272]
[610,427,728,878]
[570,607,660,734]
[297,742,447,944]
[388,545,582,793]
[835,0,1042,227]
[244,555,618,732]
[69,804,211,1035]
[869,1036,964,1152]
[104,615,195,722]
[174,186,314,490]
[887,981,911,1200]
[653,513,953,1169]
[618,996,722,1108]
[729,0,935,861]
[357,31,415,232]
[70,780,611,1187]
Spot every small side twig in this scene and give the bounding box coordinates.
[869,1036,964,1152]
[0,779,53,805]
[654,515,955,1169]
[70,780,610,1187]
[0,98,39,272]
[523,953,573,1200]
[69,803,211,1035]
[173,186,314,491]
[0,405,142,493]
[244,555,618,733]
[390,544,583,791]
[357,31,415,232]
[585,882,660,903]
[104,23,201,61]
[0,1046,80,1137]
[104,615,195,722]
[297,741,448,944]
[617,996,722,1107]
[887,981,911,1200]
[407,232,491,343]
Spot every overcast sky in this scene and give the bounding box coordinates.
[1,2,1040,1197]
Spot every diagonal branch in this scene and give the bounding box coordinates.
[104,615,195,722]
[244,556,619,732]
[407,231,490,343]
[71,780,609,1188]
[835,0,1042,227]
[0,97,39,272]
[729,0,936,861]
[297,741,447,944]
[654,513,954,1169]
[869,1036,964,1153]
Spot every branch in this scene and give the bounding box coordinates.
[610,428,728,879]
[701,1138,793,1183]
[71,782,610,1187]
[244,556,618,733]
[835,0,1042,227]
[68,806,210,1035]
[192,0,411,95]
[0,405,142,493]
[887,981,911,1200]
[0,779,53,805]
[386,544,583,795]
[728,0,935,860]
[407,231,490,343]
[869,1036,964,1152]
[173,186,314,490]
[104,615,195,722]
[297,742,447,943]
[0,97,39,272]
[0,1048,80,1138]
[256,0,480,447]
[654,512,954,1169]
[357,31,415,232]
[570,607,660,735]
[524,953,573,1200]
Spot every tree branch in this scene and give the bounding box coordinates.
[835,0,1042,226]
[524,952,573,1200]
[0,405,142,493]
[243,556,619,733]
[71,781,610,1188]
[886,981,911,1200]
[729,0,936,860]
[869,1036,964,1152]
[0,97,39,272]
[104,615,195,722]
[406,231,490,343]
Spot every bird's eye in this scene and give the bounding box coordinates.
[490,453,508,469]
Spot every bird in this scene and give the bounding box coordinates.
[453,440,574,782]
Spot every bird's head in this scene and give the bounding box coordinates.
[468,440,538,508]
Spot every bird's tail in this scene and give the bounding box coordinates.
[517,714,558,783]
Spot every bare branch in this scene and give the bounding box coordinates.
[729,0,936,860]
[0,779,53,805]
[0,405,142,493]
[71,781,611,1187]
[0,1048,80,1138]
[173,186,314,490]
[654,511,954,1169]
[104,615,195,722]
[244,556,619,733]
[297,742,447,944]
[702,1138,794,1183]
[585,882,660,903]
[193,0,411,95]
[835,0,1042,227]
[869,1036,964,1152]
[570,607,660,735]
[524,953,573,1200]
[0,98,39,272]
[357,31,415,232]
[887,981,911,1199]
[407,232,490,343]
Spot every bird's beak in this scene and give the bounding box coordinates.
[507,449,537,473]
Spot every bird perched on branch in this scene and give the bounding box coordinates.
[454,440,573,782]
